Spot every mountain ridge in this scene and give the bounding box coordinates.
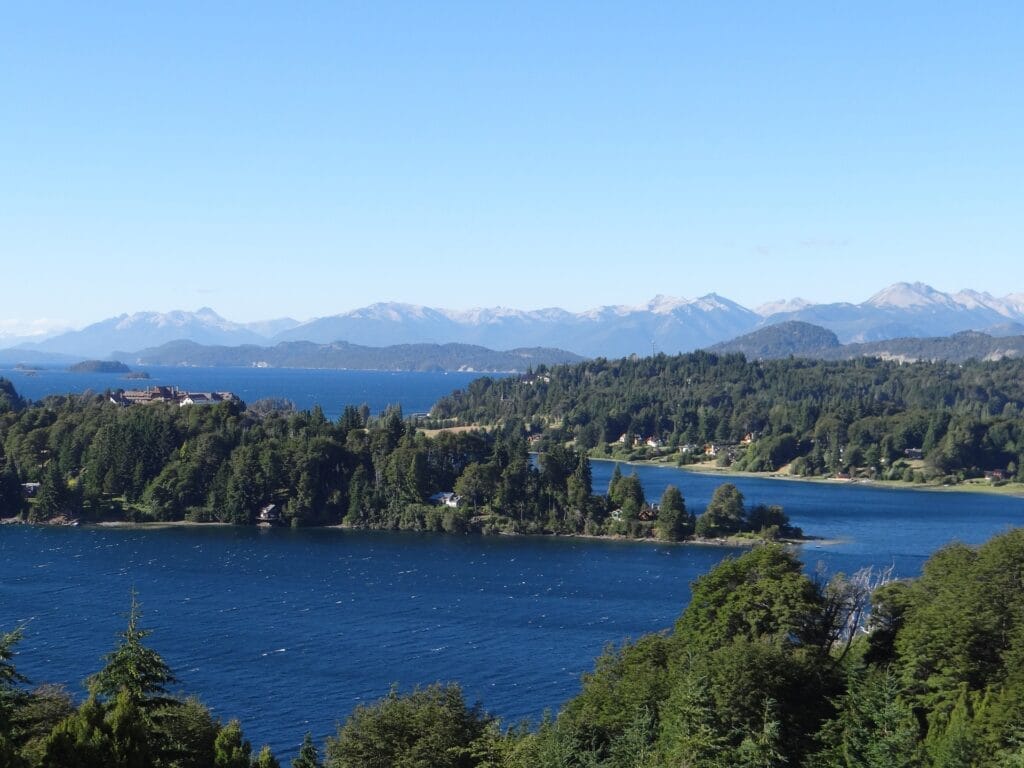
[6,282,1024,359]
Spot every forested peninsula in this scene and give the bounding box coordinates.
[0,378,792,542]
[433,352,1024,488]
[4,529,1024,766]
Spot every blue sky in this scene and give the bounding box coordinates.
[2,2,1021,333]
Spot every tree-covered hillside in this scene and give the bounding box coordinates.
[432,353,1024,482]
[0,380,792,541]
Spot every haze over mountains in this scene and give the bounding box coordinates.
[4,282,1024,363]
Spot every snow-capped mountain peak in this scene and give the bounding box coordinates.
[755,298,812,317]
[863,282,959,310]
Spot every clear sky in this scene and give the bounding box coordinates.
[2,2,1021,333]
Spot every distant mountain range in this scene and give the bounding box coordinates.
[120,339,584,372]
[4,282,1024,361]
[711,321,1024,363]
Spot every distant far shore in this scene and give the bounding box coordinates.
[589,456,1024,498]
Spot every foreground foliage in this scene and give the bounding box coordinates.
[3,529,1024,766]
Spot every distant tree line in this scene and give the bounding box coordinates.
[431,352,1024,483]
[0,379,793,541]
[4,529,1024,766]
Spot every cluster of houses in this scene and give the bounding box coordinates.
[616,433,756,458]
[108,386,238,408]
[615,433,665,449]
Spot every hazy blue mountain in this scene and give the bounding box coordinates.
[0,349,83,367]
[985,321,1024,338]
[5,283,1024,361]
[712,322,1024,363]
[16,308,269,359]
[761,282,1024,342]
[274,294,762,358]
[709,321,841,358]
[124,339,586,372]
[241,316,301,337]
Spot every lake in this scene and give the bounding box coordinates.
[0,366,500,420]
[2,466,1023,758]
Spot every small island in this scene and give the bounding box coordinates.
[122,370,151,380]
[68,360,131,374]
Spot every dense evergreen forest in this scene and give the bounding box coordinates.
[0,378,794,541]
[3,529,1024,766]
[432,352,1024,483]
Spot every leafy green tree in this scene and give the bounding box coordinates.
[155,696,220,768]
[611,473,645,520]
[325,684,489,768]
[41,694,112,768]
[254,744,281,768]
[695,483,745,538]
[607,463,623,498]
[558,634,672,758]
[734,698,787,768]
[0,627,28,764]
[105,688,153,768]
[213,720,252,768]
[566,451,592,514]
[0,445,24,518]
[654,485,693,541]
[927,687,977,768]
[455,463,497,513]
[674,544,827,652]
[31,462,70,522]
[814,666,922,767]
[0,378,25,413]
[345,465,372,526]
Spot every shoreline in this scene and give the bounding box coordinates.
[590,456,1024,498]
[1,516,834,548]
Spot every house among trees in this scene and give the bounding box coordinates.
[428,492,462,508]
[985,469,1007,481]
[257,503,282,525]
[20,482,40,498]
[904,447,925,460]
[109,385,179,406]
[109,386,238,408]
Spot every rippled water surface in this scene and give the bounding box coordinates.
[0,366,496,420]
[3,469,1023,758]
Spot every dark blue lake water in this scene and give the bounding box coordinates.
[3,468,1023,758]
[0,366,496,420]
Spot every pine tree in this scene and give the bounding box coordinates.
[213,720,252,768]
[0,445,24,518]
[31,462,68,522]
[655,485,692,541]
[253,744,281,768]
[88,592,175,707]
[291,732,322,768]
